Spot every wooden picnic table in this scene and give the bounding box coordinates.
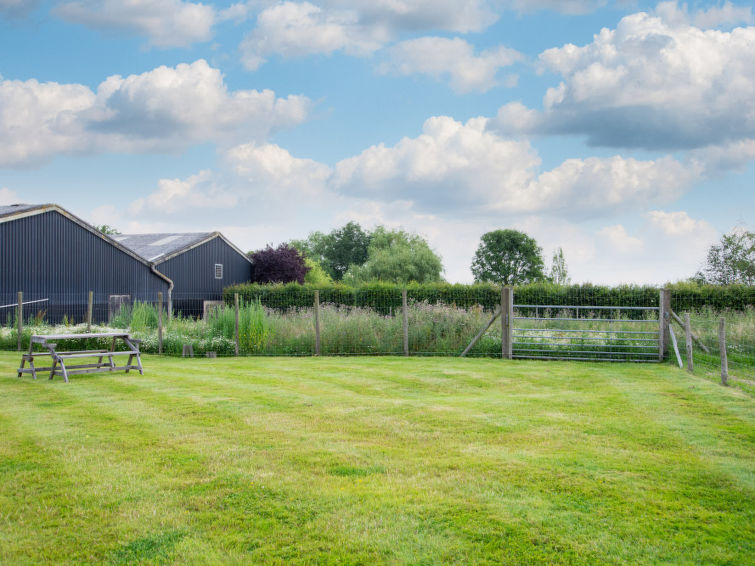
[17,332,143,383]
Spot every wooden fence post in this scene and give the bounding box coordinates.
[87,290,93,332]
[719,317,728,386]
[684,312,693,373]
[234,293,240,357]
[402,289,409,356]
[17,291,22,352]
[314,290,320,356]
[659,289,670,361]
[157,292,163,355]
[501,286,513,360]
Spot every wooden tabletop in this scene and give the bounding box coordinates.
[31,332,132,341]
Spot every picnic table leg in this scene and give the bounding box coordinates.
[17,356,25,378]
[58,357,69,383]
[49,356,57,380]
[127,353,144,375]
[123,337,144,375]
[26,341,37,379]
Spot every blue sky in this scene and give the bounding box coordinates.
[1,0,753,284]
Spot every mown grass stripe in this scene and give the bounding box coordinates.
[1,352,752,564]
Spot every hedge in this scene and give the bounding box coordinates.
[224,281,755,314]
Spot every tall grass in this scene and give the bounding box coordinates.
[110,300,162,331]
[207,299,269,353]
[1,301,753,372]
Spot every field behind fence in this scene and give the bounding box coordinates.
[2,283,753,388]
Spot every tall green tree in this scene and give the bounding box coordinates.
[471,229,545,285]
[549,247,571,285]
[292,222,371,281]
[344,227,443,284]
[696,230,755,285]
[303,257,333,285]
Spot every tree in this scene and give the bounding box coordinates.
[96,224,120,235]
[293,222,371,281]
[303,257,333,285]
[697,230,755,285]
[248,243,310,284]
[549,247,571,285]
[471,229,545,285]
[343,227,443,284]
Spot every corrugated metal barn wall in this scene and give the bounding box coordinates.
[1,210,170,323]
[157,236,252,317]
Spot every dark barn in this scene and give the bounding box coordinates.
[114,232,252,317]
[0,204,172,324]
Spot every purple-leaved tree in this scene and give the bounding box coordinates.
[249,243,310,284]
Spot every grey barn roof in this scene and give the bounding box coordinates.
[115,232,252,265]
[114,233,213,262]
[0,203,46,219]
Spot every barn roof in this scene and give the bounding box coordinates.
[0,203,47,219]
[115,232,252,265]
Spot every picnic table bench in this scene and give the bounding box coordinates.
[17,333,143,383]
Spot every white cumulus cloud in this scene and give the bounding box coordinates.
[492,10,755,151]
[598,224,644,254]
[129,170,238,215]
[333,116,695,218]
[240,0,499,69]
[646,209,717,239]
[54,0,216,47]
[0,187,19,205]
[499,0,607,15]
[380,37,522,93]
[654,1,753,29]
[225,142,332,199]
[321,0,497,33]
[240,1,386,70]
[0,60,311,167]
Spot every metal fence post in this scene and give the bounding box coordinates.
[17,291,23,352]
[719,317,728,386]
[87,290,93,332]
[501,286,513,360]
[314,290,320,356]
[402,289,409,356]
[234,293,240,357]
[659,289,670,361]
[158,292,163,355]
[684,312,693,373]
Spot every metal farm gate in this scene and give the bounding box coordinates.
[511,303,662,362]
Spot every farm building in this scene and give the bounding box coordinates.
[0,203,172,324]
[113,232,252,317]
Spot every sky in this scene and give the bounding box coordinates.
[1,0,754,285]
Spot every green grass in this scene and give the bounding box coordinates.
[0,353,753,564]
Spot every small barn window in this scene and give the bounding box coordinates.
[215,264,223,279]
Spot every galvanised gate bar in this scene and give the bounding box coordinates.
[511,303,661,362]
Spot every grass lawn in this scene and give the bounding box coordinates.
[0,352,753,565]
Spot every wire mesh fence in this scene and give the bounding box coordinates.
[683,307,755,390]
[2,286,753,381]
